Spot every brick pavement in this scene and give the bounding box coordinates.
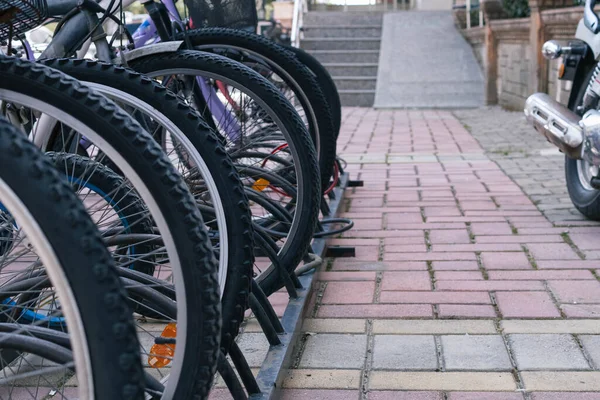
[281,108,600,399]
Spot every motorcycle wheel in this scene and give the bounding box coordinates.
[566,64,600,220]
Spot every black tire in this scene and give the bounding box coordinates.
[285,45,342,138]
[46,152,157,275]
[0,118,144,399]
[566,65,600,220]
[128,50,321,297]
[0,57,220,399]
[178,28,337,192]
[42,58,253,354]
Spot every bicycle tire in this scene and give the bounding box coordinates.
[285,45,342,138]
[42,58,253,355]
[0,117,144,399]
[178,28,337,192]
[0,56,220,399]
[128,50,320,297]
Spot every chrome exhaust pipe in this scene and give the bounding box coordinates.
[524,93,583,159]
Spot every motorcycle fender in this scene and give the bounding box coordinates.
[114,41,184,64]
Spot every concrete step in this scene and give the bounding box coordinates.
[333,76,377,91]
[308,50,380,64]
[302,25,382,38]
[301,38,381,51]
[339,90,376,107]
[324,63,378,76]
[304,11,383,26]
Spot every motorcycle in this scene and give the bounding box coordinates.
[524,0,600,220]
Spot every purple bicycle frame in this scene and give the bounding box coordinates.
[130,1,242,141]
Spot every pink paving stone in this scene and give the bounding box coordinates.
[350,198,384,208]
[438,304,497,318]
[353,218,384,231]
[379,291,491,304]
[547,280,600,303]
[448,393,524,400]
[428,217,506,223]
[432,244,522,252]
[561,304,600,317]
[386,213,425,227]
[435,271,484,280]
[384,244,429,253]
[385,236,426,245]
[280,390,360,400]
[526,243,581,260]
[321,281,375,304]
[530,393,600,400]
[475,235,563,243]
[459,201,498,210]
[423,207,462,217]
[317,304,433,318]
[480,252,532,270]
[487,270,594,280]
[421,190,454,199]
[432,261,480,270]
[384,252,477,262]
[381,271,432,291]
[496,291,561,318]
[353,246,382,261]
[536,260,600,269]
[436,280,546,291]
[317,272,377,281]
[429,229,471,244]
[369,391,443,400]
[332,261,428,271]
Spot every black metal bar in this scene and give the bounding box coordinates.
[217,352,247,400]
[252,280,284,333]
[249,293,281,346]
[229,341,262,395]
[347,179,364,187]
[248,172,350,400]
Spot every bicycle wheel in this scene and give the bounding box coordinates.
[0,117,144,399]
[41,58,253,355]
[285,45,342,138]
[128,50,320,297]
[0,56,220,399]
[178,28,337,193]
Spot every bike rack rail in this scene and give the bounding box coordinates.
[248,171,355,400]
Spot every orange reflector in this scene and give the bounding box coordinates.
[252,178,270,192]
[148,323,176,368]
[558,63,565,79]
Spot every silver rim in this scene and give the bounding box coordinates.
[82,83,229,298]
[144,67,306,271]
[0,89,186,399]
[0,176,93,398]
[577,159,599,191]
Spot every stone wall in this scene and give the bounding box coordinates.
[460,4,583,110]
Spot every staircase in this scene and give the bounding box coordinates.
[300,12,383,107]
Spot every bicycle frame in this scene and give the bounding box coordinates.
[35,0,242,140]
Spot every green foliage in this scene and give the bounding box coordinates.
[502,0,530,18]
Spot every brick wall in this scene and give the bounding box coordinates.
[459,5,583,110]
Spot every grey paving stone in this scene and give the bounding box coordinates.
[372,335,438,370]
[579,335,600,369]
[441,335,512,371]
[300,333,367,369]
[508,334,591,370]
[236,332,270,367]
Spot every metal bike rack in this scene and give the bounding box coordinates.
[247,171,357,400]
